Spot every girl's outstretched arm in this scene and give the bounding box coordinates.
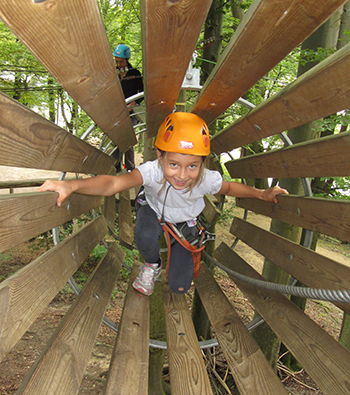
[37,169,143,207]
[218,180,288,203]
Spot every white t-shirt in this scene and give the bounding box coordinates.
[137,159,223,223]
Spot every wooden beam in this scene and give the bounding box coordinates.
[211,43,350,155]
[231,217,350,315]
[0,93,115,174]
[0,191,103,253]
[194,264,288,395]
[191,0,348,126]
[0,0,135,151]
[103,194,116,233]
[0,177,77,190]
[236,194,350,244]
[162,274,213,395]
[104,263,150,395]
[16,243,123,395]
[214,243,350,395]
[0,216,110,363]
[225,131,350,179]
[118,189,134,245]
[141,0,212,137]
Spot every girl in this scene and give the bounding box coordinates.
[38,112,288,296]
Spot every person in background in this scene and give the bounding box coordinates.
[113,43,144,172]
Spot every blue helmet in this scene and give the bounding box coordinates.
[113,44,131,59]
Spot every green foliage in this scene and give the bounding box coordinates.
[298,47,335,66]
[92,243,108,261]
[317,111,350,134]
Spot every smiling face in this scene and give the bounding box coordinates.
[158,151,203,191]
[114,56,128,70]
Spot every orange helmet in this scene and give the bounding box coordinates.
[155,112,210,156]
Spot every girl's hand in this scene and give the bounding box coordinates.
[261,186,289,203]
[37,180,72,207]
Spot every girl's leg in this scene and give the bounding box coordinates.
[134,203,163,263]
[167,241,194,294]
[133,203,163,296]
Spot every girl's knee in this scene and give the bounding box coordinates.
[168,277,191,294]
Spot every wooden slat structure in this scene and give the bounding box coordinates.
[16,243,123,395]
[141,0,212,136]
[191,0,347,125]
[1,0,350,394]
[162,275,213,395]
[0,0,135,152]
[104,263,150,395]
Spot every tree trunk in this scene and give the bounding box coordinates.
[47,76,56,123]
[201,0,224,85]
[252,9,342,370]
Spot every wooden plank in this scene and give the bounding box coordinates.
[140,0,212,137]
[103,194,116,233]
[202,195,221,226]
[0,216,110,363]
[0,1,135,151]
[191,0,347,125]
[214,243,350,395]
[0,178,76,190]
[225,131,350,179]
[211,43,350,154]
[104,263,150,395]
[231,218,350,315]
[236,194,350,244]
[0,93,115,174]
[16,242,123,395]
[162,274,213,395]
[0,192,103,253]
[119,189,134,245]
[194,264,288,395]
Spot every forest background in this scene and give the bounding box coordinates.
[1,0,350,391]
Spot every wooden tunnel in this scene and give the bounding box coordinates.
[1,0,350,394]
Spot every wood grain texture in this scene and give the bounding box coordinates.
[118,189,134,245]
[104,263,150,395]
[194,264,288,395]
[141,0,212,137]
[0,216,109,363]
[103,194,116,233]
[236,194,350,243]
[16,242,123,395]
[191,0,348,125]
[214,243,350,395]
[162,276,213,395]
[225,131,350,179]
[0,93,115,174]
[0,0,135,151]
[201,195,221,226]
[0,178,76,190]
[211,43,350,154]
[0,192,103,253]
[231,217,350,315]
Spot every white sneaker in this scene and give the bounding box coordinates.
[132,262,161,296]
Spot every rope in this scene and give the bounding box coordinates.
[203,251,350,304]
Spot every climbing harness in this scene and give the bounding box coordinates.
[160,219,215,278]
[158,184,215,277]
